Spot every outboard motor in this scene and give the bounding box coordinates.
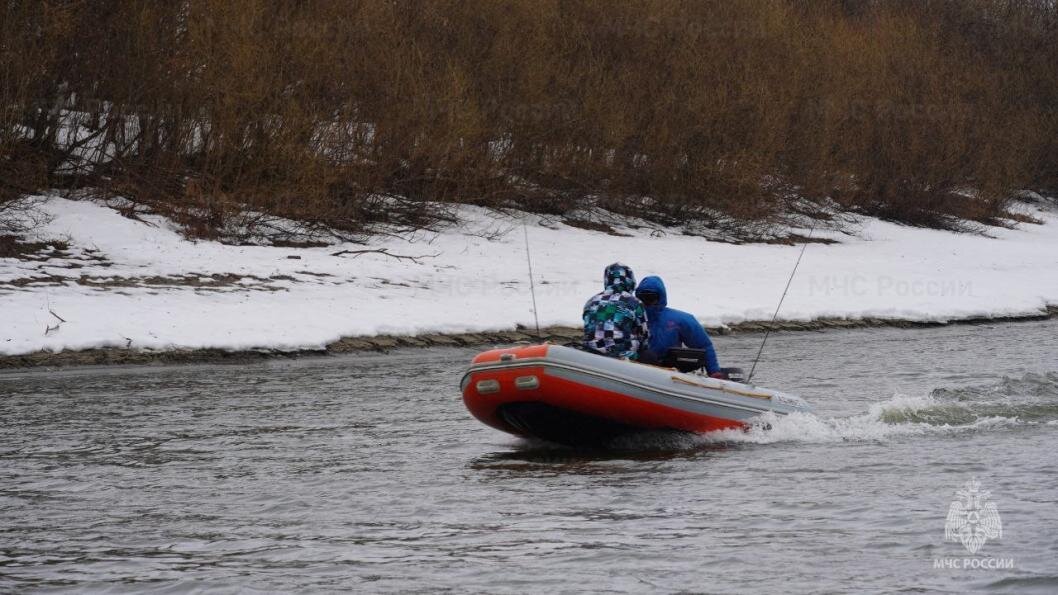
[661,348,708,373]
[720,367,746,383]
[654,350,747,382]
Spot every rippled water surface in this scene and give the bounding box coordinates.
[3,321,1058,593]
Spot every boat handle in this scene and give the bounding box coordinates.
[514,375,540,390]
[476,379,501,394]
[671,376,772,400]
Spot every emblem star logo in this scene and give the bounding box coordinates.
[945,478,1002,554]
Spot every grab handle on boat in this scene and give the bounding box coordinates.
[476,379,501,394]
[671,376,772,400]
[515,375,540,390]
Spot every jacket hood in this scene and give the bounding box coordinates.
[636,275,668,308]
[603,262,636,293]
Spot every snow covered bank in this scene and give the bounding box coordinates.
[4,195,1058,358]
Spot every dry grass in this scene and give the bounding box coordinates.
[2,0,1056,236]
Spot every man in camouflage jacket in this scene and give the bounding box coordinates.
[582,263,649,359]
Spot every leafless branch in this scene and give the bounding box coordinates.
[330,247,438,264]
[0,195,52,234]
[44,308,67,336]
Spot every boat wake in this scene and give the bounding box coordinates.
[692,371,1058,446]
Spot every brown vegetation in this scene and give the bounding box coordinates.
[2,0,1056,237]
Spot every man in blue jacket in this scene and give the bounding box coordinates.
[635,275,723,376]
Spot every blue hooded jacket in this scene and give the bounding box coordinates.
[635,276,720,373]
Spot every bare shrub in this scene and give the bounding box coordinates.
[0,195,48,234]
[1,0,1056,236]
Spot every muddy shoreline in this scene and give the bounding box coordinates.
[4,307,1057,369]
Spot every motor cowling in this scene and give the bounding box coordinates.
[720,367,745,383]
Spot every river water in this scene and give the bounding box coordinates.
[2,320,1058,593]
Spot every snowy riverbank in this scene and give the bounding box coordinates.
[4,195,1058,361]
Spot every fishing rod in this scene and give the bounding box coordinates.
[523,220,542,338]
[746,227,814,384]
